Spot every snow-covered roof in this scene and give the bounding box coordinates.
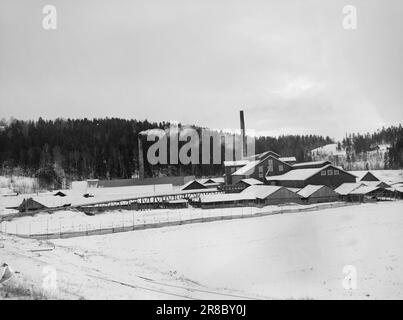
[243,151,280,161]
[349,186,381,195]
[199,193,255,203]
[223,160,250,167]
[232,160,261,176]
[30,196,72,208]
[240,178,263,186]
[286,187,301,193]
[267,164,355,181]
[297,185,324,198]
[266,168,322,181]
[292,161,330,168]
[198,177,225,185]
[334,183,365,195]
[279,156,296,162]
[241,185,284,199]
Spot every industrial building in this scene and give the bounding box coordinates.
[297,185,339,204]
[266,164,356,189]
[242,185,301,206]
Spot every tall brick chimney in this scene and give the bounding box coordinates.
[240,110,246,158]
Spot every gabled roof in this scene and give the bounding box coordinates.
[241,185,284,199]
[232,154,292,176]
[26,196,71,208]
[266,164,356,181]
[334,183,365,195]
[359,171,380,182]
[181,180,207,190]
[224,150,280,167]
[232,160,261,176]
[243,150,280,161]
[297,185,325,198]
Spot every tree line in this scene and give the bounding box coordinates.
[0,117,337,188]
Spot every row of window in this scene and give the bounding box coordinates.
[321,169,339,176]
[267,160,283,173]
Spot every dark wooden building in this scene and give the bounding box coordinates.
[223,151,281,185]
[231,155,293,184]
[266,164,356,189]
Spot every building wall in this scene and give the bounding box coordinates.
[262,187,301,205]
[302,186,340,204]
[306,167,356,188]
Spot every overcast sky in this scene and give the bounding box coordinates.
[0,0,402,140]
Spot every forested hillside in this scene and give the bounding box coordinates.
[339,124,403,169]
[0,117,332,187]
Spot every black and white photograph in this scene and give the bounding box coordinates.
[0,0,403,304]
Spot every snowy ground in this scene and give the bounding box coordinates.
[0,202,349,236]
[1,201,403,299]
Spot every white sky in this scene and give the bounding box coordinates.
[0,0,402,140]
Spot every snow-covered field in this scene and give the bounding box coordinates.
[1,201,403,299]
[0,202,349,236]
